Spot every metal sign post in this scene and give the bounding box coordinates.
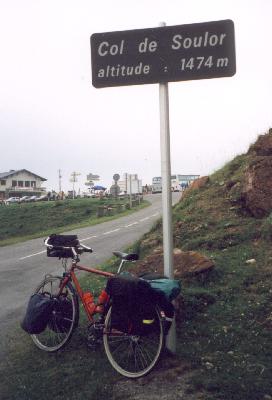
[159,24,173,280]
[159,79,176,353]
[158,23,175,353]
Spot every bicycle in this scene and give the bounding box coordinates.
[29,234,169,378]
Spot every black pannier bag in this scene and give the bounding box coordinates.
[46,234,79,258]
[106,275,174,336]
[21,293,54,334]
[48,295,73,333]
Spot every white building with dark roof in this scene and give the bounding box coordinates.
[0,169,47,199]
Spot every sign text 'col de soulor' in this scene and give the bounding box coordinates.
[91,19,236,88]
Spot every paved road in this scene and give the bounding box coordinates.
[0,193,180,340]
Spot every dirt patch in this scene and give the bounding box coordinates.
[112,354,204,400]
[183,177,209,198]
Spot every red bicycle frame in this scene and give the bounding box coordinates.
[59,261,114,322]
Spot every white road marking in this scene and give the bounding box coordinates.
[151,213,159,217]
[125,222,139,228]
[19,250,46,260]
[139,217,150,222]
[103,229,120,235]
[81,235,97,242]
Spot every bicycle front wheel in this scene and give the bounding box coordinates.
[31,276,79,352]
[103,306,164,378]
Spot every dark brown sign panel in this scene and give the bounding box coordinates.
[91,19,236,88]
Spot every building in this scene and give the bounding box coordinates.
[151,174,200,193]
[172,174,200,190]
[0,169,47,200]
[117,173,142,194]
[151,177,162,193]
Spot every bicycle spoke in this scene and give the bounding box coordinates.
[135,342,149,370]
[107,335,131,343]
[31,276,78,352]
[103,306,164,378]
[109,338,130,355]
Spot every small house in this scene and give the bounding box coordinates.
[0,169,47,200]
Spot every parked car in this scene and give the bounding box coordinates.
[35,195,48,202]
[5,197,20,204]
[19,196,31,203]
[25,196,37,202]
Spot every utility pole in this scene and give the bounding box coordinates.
[129,174,132,208]
[70,171,81,199]
[58,169,62,194]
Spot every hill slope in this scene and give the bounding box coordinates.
[125,130,272,400]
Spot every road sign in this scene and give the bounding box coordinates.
[91,19,236,88]
[87,173,100,181]
[85,181,94,187]
[113,173,120,182]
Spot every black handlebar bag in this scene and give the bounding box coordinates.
[46,234,79,258]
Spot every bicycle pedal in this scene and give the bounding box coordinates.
[87,324,103,349]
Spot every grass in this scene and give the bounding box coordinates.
[176,243,272,399]
[1,330,116,400]
[0,198,149,246]
[167,157,272,399]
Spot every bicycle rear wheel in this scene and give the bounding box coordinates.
[31,276,79,352]
[103,306,164,378]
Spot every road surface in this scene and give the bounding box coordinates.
[0,193,180,350]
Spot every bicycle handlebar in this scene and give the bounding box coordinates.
[44,237,93,254]
[78,243,93,253]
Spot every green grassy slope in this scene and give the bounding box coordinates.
[134,153,272,399]
[0,197,148,246]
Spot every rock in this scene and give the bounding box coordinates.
[182,176,209,199]
[205,362,214,370]
[248,128,272,156]
[174,250,215,277]
[224,130,272,218]
[242,156,272,218]
[189,176,209,191]
[130,247,215,278]
[229,182,242,203]
[173,248,183,255]
[245,258,256,265]
[153,246,163,254]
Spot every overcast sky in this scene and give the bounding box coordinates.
[0,0,271,192]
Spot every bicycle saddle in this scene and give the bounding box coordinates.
[113,251,139,261]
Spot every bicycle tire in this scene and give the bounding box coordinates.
[103,306,165,378]
[31,275,79,352]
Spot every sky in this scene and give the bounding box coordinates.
[0,0,271,192]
